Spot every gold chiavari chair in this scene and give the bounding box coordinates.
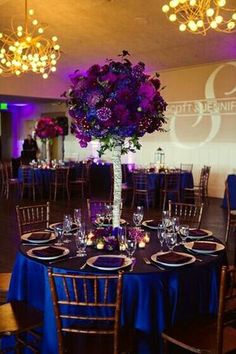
[162,266,236,354]
[131,172,155,209]
[0,272,11,304]
[180,163,193,172]
[184,165,211,205]
[48,269,125,354]
[168,200,204,228]
[160,173,181,211]
[69,162,90,199]
[0,301,43,353]
[20,166,42,201]
[224,180,236,245]
[16,202,50,236]
[50,167,70,201]
[3,161,20,199]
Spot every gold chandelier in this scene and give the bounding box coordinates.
[0,0,60,78]
[162,0,236,35]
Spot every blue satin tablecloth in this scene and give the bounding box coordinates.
[222,174,236,209]
[7,231,224,354]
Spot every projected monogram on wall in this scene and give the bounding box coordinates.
[167,61,236,149]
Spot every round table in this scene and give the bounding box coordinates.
[7,229,225,354]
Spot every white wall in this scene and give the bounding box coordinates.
[3,60,236,199]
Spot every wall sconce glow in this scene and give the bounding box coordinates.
[0,0,60,78]
[162,0,236,35]
[0,102,8,110]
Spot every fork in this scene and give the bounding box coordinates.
[143,257,165,270]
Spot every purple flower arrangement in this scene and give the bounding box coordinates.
[35,117,64,141]
[65,51,167,155]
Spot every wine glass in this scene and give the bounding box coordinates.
[74,208,82,228]
[179,224,189,244]
[54,226,64,246]
[157,223,165,251]
[165,232,177,252]
[75,223,87,257]
[126,237,137,259]
[105,204,113,224]
[117,227,127,253]
[136,205,144,217]
[133,212,143,228]
[162,210,172,231]
[171,217,180,233]
[63,214,72,243]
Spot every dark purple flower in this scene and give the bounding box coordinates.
[97,107,112,122]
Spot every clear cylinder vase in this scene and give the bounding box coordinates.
[112,140,123,228]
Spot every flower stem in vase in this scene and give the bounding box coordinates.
[112,140,123,228]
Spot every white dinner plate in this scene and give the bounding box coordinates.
[184,241,225,254]
[21,231,55,244]
[87,255,132,271]
[142,220,160,230]
[151,251,196,267]
[187,228,213,240]
[49,222,78,233]
[94,218,126,227]
[27,246,69,260]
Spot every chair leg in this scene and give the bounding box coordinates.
[162,193,167,211]
[225,216,230,244]
[66,184,70,200]
[162,337,168,354]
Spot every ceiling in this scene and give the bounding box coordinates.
[0,0,236,81]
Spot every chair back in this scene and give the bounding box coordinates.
[163,173,181,192]
[180,163,193,172]
[216,266,236,354]
[16,202,50,235]
[3,161,13,180]
[132,173,149,192]
[21,166,35,185]
[53,167,70,185]
[87,199,112,222]
[48,269,123,354]
[168,201,203,228]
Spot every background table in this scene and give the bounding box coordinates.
[7,230,225,354]
[222,174,236,209]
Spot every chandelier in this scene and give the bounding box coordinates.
[0,0,60,78]
[162,0,236,35]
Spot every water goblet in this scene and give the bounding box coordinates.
[63,214,72,243]
[117,227,127,253]
[171,217,180,233]
[165,232,177,252]
[126,237,137,259]
[157,223,165,251]
[95,213,104,227]
[75,224,87,257]
[133,212,143,228]
[179,224,189,244]
[162,211,172,231]
[74,208,82,228]
[54,226,64,246]
[136,205,144,217]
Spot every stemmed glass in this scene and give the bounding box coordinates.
[75,223,87,257]
[165,232,177,252]
[157,223,165,251]
[54,226,64,246]
[63,214,72,243]
[179,224,189,244]
[171,217,180,233]
[126,237,137,259]
[162,210,172,231]
[133,206,144,228]
[74,208,82,228]
[117,227,126,253]
[105,204,113,224]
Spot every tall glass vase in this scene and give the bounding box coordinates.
[45,139,51,162]
[112,140,123,228]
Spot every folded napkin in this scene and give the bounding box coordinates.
[189,229,208,237]
[28,232,51,241]
[93,257,124,268]
[192,242,216,251]
[146,220,160,227]
[32,246,65,258]
[156,252,190,264]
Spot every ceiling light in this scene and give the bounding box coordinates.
[0,0,60,78]
[162,0,236,35]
